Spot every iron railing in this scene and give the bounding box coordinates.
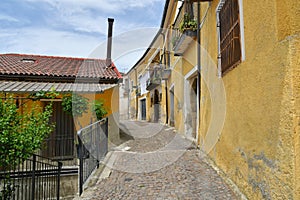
[171,28,182,49]
[0,154,62,200]
[77,118,108,195]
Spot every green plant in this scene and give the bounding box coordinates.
[0,98,53,198]
[179,13,197,32]
[28,87,59,100]
[91,100,108,120]
[0,98,54,169]
[62,93,88,117]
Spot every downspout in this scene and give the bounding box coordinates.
[135,68,138,119]
[127,77,130,119]
[164,34,169,125]
[160,32,169,124]
[197,1,201,144]
[165,28,171,125]
[165,53,169,124]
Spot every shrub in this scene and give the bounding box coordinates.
[0,98,54,169]
[91,100,108,120]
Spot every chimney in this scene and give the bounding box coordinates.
[106,18,114,68]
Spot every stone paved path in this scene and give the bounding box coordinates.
[75,121,239,200]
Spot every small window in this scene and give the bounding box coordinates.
[21,58,36,63]
[217,0,242,74]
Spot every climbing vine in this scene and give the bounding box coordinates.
[28,88,59,100]
[61,93,89,117]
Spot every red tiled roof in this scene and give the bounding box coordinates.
[0,53,122,82]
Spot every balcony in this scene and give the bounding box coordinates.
[172,12,198,56]
[172,28,197,56]
[146,77,161,91]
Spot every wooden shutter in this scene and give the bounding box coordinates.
[219,0,242,73]
[43,102,75,160]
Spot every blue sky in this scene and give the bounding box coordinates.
[0,0,165,72]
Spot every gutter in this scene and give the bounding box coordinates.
[0,75,120,84]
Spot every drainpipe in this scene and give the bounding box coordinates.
[165,34,170,125]
[197,2,201,105]
[197,1,201,144]
[160,32,169,124]
[135,68,138,119]
[165,69,169,124]
[127,76,130,120]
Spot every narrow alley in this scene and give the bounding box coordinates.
[76,121,240,200]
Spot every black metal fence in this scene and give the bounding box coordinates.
[77,118,108,195]
[0,154,62,200]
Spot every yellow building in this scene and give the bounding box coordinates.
[127,0,177,124]
[0,53,121,162]
[128,0,300,199]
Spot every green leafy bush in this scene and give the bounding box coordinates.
[62,93,88,117]
[0,98,54,169]
[91,100,108,120]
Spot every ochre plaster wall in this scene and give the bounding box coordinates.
[198,0,300,199]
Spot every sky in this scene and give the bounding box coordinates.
[0,0,165,72]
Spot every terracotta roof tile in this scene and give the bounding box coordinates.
[0,53,122,81]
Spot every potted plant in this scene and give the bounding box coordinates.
[179,13,197,33]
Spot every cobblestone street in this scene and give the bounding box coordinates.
[76,121,240,200]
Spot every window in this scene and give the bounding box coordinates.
[21,58,36,63]
[217,0,244,74]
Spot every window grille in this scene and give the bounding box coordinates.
[218,0,242,74]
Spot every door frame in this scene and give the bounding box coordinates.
[184,66,199,143]
[138,97,147,120]
[140,98,147,120]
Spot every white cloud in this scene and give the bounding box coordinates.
[0,26,159,72]
[23,0,164,35]
[24,0,163,13]
[89,27,160,72]
[1,0,165,72]
[0,14,19,22]
[0,28,100,58]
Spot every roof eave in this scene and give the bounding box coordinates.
[0,75,119,84]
